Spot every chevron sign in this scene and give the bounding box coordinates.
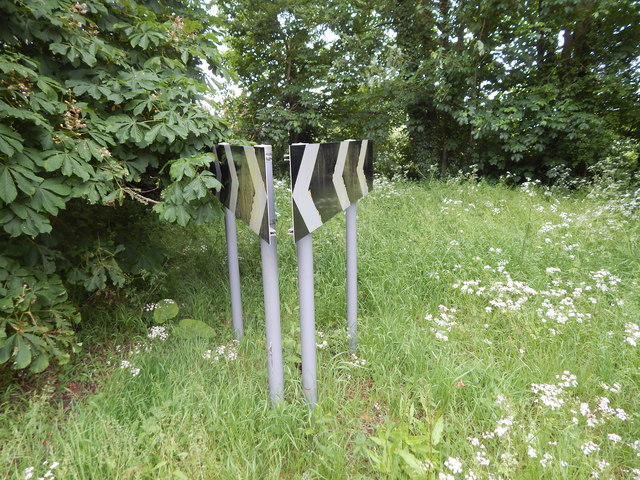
[289,140,373,241]
[215,144,271,243]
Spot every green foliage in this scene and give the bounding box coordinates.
[148,298,215,338]
[221,0,640,180]
[377,0,640,179]
[173,319,216,339]
[220,0,391,169]
[153,299,179,324]
[0,255,80,372]
[0,0,229,372]
[366,417,444,478]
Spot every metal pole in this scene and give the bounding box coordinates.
[346,202,357,353]
[296,233,317,407]
[225,208,243,340]
[260,145,285,405]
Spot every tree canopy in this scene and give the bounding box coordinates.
[222,0,640,179]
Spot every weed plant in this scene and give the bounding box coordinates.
[1,173,639,479]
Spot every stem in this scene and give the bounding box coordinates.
[125,188,160,204]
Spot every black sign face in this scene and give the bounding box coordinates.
[215,144,270,242]
[289,140,373,241]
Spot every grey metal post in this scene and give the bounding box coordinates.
[225,208,243,340]
[296,233,317,407]
[346,202,357,353]
[259,145,285,405]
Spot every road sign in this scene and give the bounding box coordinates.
[289,140,373,241]
[216,144,271,243]
[214,144,285,405]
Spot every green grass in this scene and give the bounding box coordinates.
[2,177,639,479]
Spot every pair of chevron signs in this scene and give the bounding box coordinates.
[214,140,372,406]
[214,140,374,241]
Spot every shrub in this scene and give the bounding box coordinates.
[0,0,228,372]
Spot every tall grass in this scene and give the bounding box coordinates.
[1,176,639,479]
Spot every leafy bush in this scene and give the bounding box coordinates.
[0,0,228,372]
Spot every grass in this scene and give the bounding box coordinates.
[1,175,639,479]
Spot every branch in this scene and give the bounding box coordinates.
[124,188,160,205]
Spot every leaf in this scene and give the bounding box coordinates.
[50,42,70,56]
[40,178,72,196]
[200,171,222,190]
[0,125,23,156]
[57,353,70,365]
[0,167,17,203]
[44,151,94,181]
[174,205,191,226]
[29,354,50,373]
[144,124,163,144]
[31,180,68,215]
[0,297,13,311]
[85,268,106,291]
[11,169,38,196]
[14,335,32,369]
[36,76,61,100]
[173,319,216,339]
[431,416,444,446]
[153,299,179,323]
[0,336,15,364]
[397,449,425,477]
[77,139,103,162]
[183,177,207,201]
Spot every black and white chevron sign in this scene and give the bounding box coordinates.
[215,144,271,242]
[289,140,373,241]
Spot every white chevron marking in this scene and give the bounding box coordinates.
[244,146,267,235]
[333,141,351,209]
[224,143,238,213]
[292,143,323,233]
[356,140,369,196]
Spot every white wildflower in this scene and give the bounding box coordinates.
[531,383,565,410]
[624,323,640,347]
[346,353,366,367]
[147,326,168,341]
[119,360,140,376]
[608,433,622,443]
[475,450,490,466]
[445,457,463,474]
[494,416,514,437]
[540,453,553,468]
[581,441,600,455]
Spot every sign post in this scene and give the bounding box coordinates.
[259,145,284,405]
[224,208,244,340]
[289,140,373,406]
[216,143,284,405]
[345,202,357,353]
[296,233,317,407]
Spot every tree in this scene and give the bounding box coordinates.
[0,0,228,372]
[219,0,390,169]
[378,0,640,179]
